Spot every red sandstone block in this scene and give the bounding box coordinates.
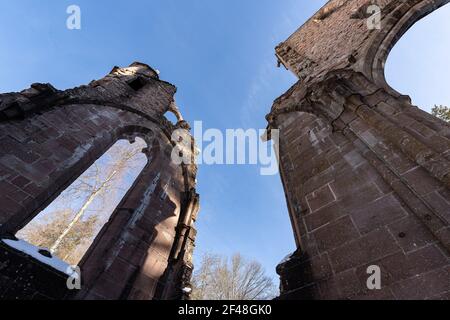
[373,146,417,176]
[40,139,72,162]
[364,90,389,106]
[0,180,27,204]
[331,167,373,198]
[127,224,154,245]
[299,234,320,258]
[105,257,138,285]
[338,183,384,213]
[127,273,158,299]
[304,202,347,232]
[3,125,29,143]
[152,230,176,255]
[330,132,350,148]
[328,228,400,273]
[30,126,61,144]
[355,245,447,287]
[402,167,443,196]
[138,212,161,231]
[120,190,148,209]
[376,102,397,116]
[281,125,299,140]
[69,130,96,146]
[83,291,106,300]
[348,118,369,135]
[307,254,334,282]
[390,266,450,300]
[83,211,132,265]
[0,179,17,194]
[353,163,393,194]
[118,242,147,267]
[0,155,48,184]
[388,216,436,253]
[306,184,336,212]
[325,150,345,169]
[392,113,417,129]
[22,182,45,198]
[298,151,333,177]
[435,227,450,250]
[42,112,71,131]
[9,175,31,189]
[428,291,450,300]
[315,278,341,300]
[127,285,155,300]
[55,136,81,154]
[427,135,450,155]
[0,195,25,222]
[151,214,179,234]
[333,269,364,298]
[358,130,380,149]
[342,149,366,169]
[312,215,360,253]
[391,180,445,233]
[423,191,450,223]
[301,170,336,196]
[409,120,436,139]
[351,193,408,234]
[339,110,358,125]
[6,188,29,204]
[352,287,397,300]
[2,136,40,164]
[437,187,450,203]
[142,256,168,280]
[89,275,125,300]
[0,163,13,181]
[33,159,56,177]
[159,196,177,216]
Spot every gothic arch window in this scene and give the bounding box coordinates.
[13,137,148,266]
[384,3,450,116]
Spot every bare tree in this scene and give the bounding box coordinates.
[192,253,277,300]
[49,139,147,254]
[17,209,98,265]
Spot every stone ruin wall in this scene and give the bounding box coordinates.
[269,0,450,300]
[0,62,199,300]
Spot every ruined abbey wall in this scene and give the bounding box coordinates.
[270,0,450,299]
[0,63,199,300]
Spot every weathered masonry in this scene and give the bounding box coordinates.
[268,0,450,299]
[0,62,199,300]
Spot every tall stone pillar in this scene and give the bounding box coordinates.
[269,0,450,300]
[0,62,199,300]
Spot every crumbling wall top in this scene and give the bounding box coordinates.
[276,0,449,84]
[0,62,181,133]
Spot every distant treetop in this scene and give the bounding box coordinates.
[431,105,450,122]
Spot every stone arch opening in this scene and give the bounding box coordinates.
[360,0,450,95]
[14,137,148,266]
[384,3,450,114]
[0,112,160,237]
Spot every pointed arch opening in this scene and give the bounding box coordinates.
[14,137,148,266]
[384,3,450,118]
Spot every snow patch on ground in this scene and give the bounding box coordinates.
[182,287,192,294]
[2,238,71,275]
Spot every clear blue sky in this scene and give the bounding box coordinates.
[1,1,448,282]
